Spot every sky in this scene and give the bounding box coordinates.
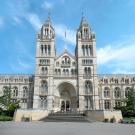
[0,0,135,74]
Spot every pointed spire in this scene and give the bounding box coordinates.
[44,10,52,26]
[80,14,87,25]
[79,13,90,30]
[47,10,51,23]
[81,12,84,22]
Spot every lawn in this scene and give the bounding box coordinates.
[123,117,135,120]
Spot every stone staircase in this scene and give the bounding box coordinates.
[40,111,90,122]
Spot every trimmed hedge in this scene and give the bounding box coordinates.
[0,115,13,121]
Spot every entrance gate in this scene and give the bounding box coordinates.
[58,82,77,111]
[61,100,70,111]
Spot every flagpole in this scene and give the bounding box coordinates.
[64,30,67,51]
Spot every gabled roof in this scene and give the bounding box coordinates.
[55,49,76,61]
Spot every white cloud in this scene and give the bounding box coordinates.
[10,59,33,73]
[10,39,34,73]
[25,15,76,45]
[12,16,22,26]
[18,58,32,69]
[26,13,42,31]
[55,24,76,45]
[97,44,135,65]
[42,1,53,10]
[0,17,4,28]
[97,40,135,74]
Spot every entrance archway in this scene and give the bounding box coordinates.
[58,82,77,111]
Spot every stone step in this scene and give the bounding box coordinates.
[42,116,89,122]
[49,114,84,117]
[40,111,90,122]
[49,111,84,116]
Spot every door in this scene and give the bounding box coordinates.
[66,100,70,111]
[61,101,65,111]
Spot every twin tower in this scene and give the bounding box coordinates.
[33,16,99,111]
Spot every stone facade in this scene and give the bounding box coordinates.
[0,75,34,109]
[0,16,135,114]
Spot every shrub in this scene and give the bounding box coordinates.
[110,117,116,123]
[118,119,123,123]
[130,119,135,124]
[0,115,13,121]
[104,118,109,122]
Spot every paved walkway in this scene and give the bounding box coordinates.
[0,122,135,135]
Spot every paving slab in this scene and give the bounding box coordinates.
[0,122,135,135]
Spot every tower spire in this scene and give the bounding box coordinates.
[48,9,51,21]
[44,9,52,25]
[82,12,84,20]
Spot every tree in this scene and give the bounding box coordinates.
[114,88,135,117]
[0,86,20,116]
[126,88,135,112]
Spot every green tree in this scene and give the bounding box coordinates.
[126,89,135,112]
[0,86,20,116]
[114,88,135,117]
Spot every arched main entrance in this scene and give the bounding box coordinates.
[58,82,77,111]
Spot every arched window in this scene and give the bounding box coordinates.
[62,56,70,65]
[45,45,47,54]
[88,67,91,75]
[40,97,47,109]
[90,46,93,55]
[41,80,48,94]
[13,86,18,97]
[84,67,91,76]
[63,69,66,75]
[41,45,43,54]
[58,69,61,75]
[125,78,129,84]
[115,79,118,84]
[66,69,69,75]
[23,86,28,98]
[114,87,121,98]
[85,81,92,94]
[125,87,130,98]
[88,46,91,56]
[3,86,9,96]
[82,45,85,56]
[86,45,89,56]
[104,100,111,110]
[71,69,73,75]
[104,87,110,98]
[41,67,48,74]
[115,101,121,108]
[65,58,67,64]
[48,45,51,55]
[84,67,87,75]
[55,69,57,75]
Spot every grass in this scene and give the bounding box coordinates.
[0,115,13,121]
[123,117,135,120]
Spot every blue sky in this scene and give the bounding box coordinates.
[0,0,135,74]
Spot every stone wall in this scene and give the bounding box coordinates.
[14,109,48,122]
[86,110,122,122]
